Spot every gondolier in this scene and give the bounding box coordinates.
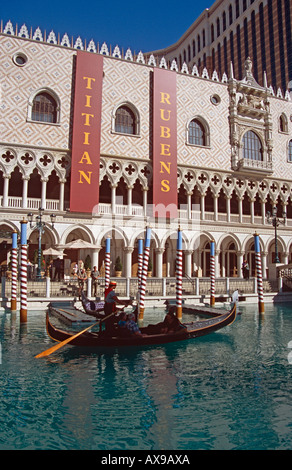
[104,281,132,316]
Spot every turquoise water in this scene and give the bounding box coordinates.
[1,303,292,450]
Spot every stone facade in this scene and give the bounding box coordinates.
[0,22,292,281]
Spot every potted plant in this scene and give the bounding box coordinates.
[115,256,122,277]
[147,258,153,277]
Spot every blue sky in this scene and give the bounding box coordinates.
[1,0,212,52]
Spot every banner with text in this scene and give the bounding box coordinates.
[152,68,177,219]
[70,51,103,213]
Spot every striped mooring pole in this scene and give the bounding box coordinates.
[20,219,28,323]
[137,238,143,290]
[105,237,111,289]
[138,227,151,320]
[254,232,265,314]
[176,229,183,320]
[10,230,18,312]
[210,240,215,306]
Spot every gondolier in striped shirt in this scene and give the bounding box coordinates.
[104,281,132,334]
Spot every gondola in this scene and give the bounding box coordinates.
[45,303,237,348]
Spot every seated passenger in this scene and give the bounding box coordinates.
[118,311,127,329]
[126,313,143,336]
[160,308,185,334]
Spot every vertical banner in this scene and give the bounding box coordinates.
[153,68,177,219]
[70,51,103,213]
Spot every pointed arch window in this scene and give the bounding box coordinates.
[243,131,263,161]
[28,89,60,124]
[32,92,57,123]
[288,140,292,162]
[188,118,210,147]
[113,104,140,136]
[115,106,135,134]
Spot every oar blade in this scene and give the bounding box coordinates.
[35,320,100,358]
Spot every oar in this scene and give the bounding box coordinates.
[35,311,116,359]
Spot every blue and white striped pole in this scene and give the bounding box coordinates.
[11,230,18,312]
[20,219,28,323]
[210,240,215,306]
[254,232,264,314]
[176,229,183,319]
[105,237,111,289]
[139,227,151,320]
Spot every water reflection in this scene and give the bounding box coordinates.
[1,304,292,450]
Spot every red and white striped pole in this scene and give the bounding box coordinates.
[210,240,215,306]
[20,219,28,323]
[138,227,151,320]
[137,238,143,290]
[10,230,18,312]
[105,237,111,289]
[254,232,265,314]
[176,229,183,320]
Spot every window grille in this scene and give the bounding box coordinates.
[115,106,135,134]
[32,92,57,123]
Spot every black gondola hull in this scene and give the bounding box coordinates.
[45,304,236,348]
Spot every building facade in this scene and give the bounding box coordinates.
[0,18,292,281]
[153,0,292,94]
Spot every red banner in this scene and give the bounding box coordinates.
[153,68,177,219]
[70,51,103,213]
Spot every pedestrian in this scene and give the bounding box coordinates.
[242,259,249,279]
[53,257,62,282]
[77,268,87,297]
[91,265,100,296]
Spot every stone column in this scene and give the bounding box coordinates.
[143,188,148,216]
[261,199,266,225]
[127,185,133,216]
[41,177,48,210]
[124,247,133,278]
[2,174,10,207]
[238,197,243,224]
[111,184,117,214]
[184,250,193,277]
[22,176,29,209]
[59,179,65,211]
[226,195,231,223]
[250,198,255,224]
[213,195,218,221]
[200,192,205,220]
[155,248,164,277]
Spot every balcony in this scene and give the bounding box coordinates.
[0,196,61,211]
[236,157,273,176]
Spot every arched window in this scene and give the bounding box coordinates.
[32,92,58,123]
[279,113,288,133]
[243,131,263,161]
[288,140,292,162]
[188,118,208,146]
[115,105,136,135]
[229,4,233,25]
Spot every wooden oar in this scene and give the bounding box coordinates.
[35,311,116,359]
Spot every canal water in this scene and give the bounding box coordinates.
[1,302,292,451]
